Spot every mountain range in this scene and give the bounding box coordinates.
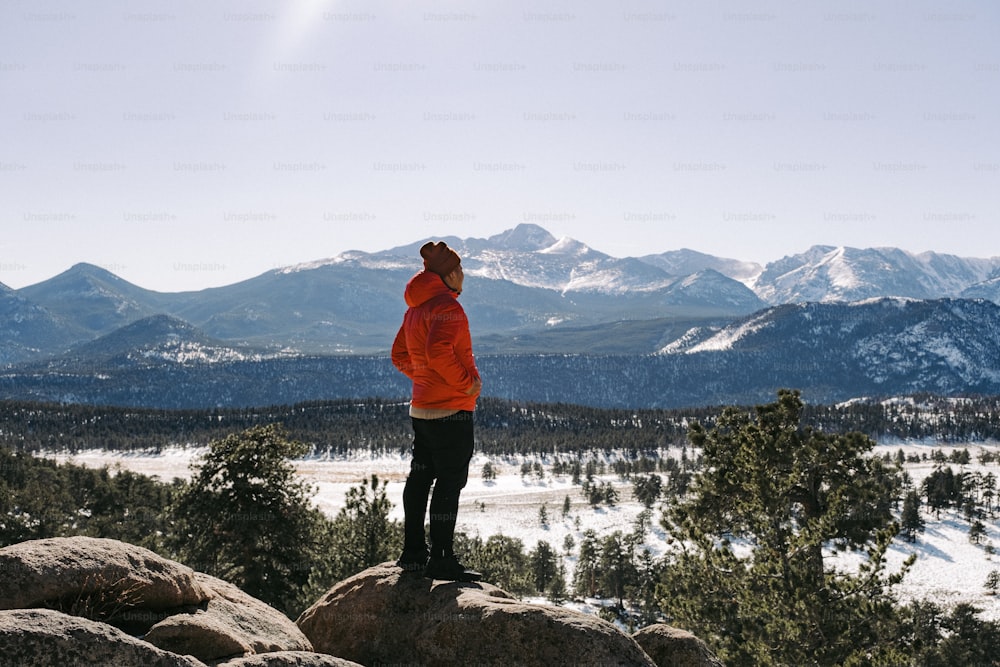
[2,224,1000,409]
[3,297,999,410]
[4,224,1000,363]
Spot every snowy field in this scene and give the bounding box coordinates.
[51,442,1000,621]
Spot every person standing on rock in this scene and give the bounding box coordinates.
[391,241,483,582]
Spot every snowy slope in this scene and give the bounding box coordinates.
[52,443,1000,622]
[752,246,1000,304]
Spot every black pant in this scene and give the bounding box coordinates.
[402,411,474,558]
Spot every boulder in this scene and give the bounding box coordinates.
[631,624,724,667]
[0,608,205,667]
[0,537,320,665]
[0,536,209,615]
[297,562,656,667]
[218,652,362,666]
[144,573,313,663]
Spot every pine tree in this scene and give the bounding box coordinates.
[546,562,568,605]
[562,533,575,556]
[598,531,636,608]
[528,540,558,594]
[467,534,532,596]
[659,390,912,666]
[901,489,925,542]
[169,424,330,615]
[969,519,987,545]
[573,529,599,598]
[632,474,662,509]
[985,570,1000,595]
[324,475,402,580]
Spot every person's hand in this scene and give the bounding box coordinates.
[465,378,482,396]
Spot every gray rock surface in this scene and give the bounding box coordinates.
[297,562,657,667]
[0,536,209,614]
[632,624,725,667]
[217,651,362,666]
[145,573,313,663]
[0,608,205,667]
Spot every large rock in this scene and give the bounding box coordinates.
[0,537,321,665]
[0,536,209,615]
[144,573,313,663]
[218,652,362,666]
[297,562,656,667]
[0,608,205,667]
[632,624,724,667]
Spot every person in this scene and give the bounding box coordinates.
[391,240,483,582]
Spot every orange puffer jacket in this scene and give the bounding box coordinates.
[391,270,480,411]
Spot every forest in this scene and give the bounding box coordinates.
[3,391,1000,664]
[2,392,1000,455]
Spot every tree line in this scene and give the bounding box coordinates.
[3,393,1000,456]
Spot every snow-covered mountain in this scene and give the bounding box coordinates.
[6,298,1000,409]
[750,245,1000,304]
[4,225,1000,365]
[57,314,281,367]
[661,297,1000,397]
[294,224,717,296]
[640,248,762,283]
[962,275,1000,303]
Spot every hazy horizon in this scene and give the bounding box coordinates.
[2,1,997,291]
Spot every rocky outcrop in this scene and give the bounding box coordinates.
[0,537,315,666]
[632,624,725,667]
[0,608,204,667]
[0,538,722,667]
[297,562,658,667]
[218,652,362,666]
[144,573,313,663]
[0,535,208,614]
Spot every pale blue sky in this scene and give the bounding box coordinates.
[1,0,997,291]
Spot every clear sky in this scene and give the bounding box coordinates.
[1,0,997,292]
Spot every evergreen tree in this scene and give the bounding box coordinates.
[659,390,912,666]
[969,519,987,545]
[906,602,1000,666]
[528,540,559,594]
[573,529,600,598]
[169,424,330,615]
[985,569,1000,595]
[630,548,663,628]
[601,481,618,507]
[466,534,532,596]
[598,531,637,608]
[546,562,568,605]
[901,489,925,542]
[632,474,662,509]
[321,475,401,582]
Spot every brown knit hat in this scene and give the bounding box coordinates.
[420,241,461,277]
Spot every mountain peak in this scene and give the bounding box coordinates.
[62,262,127,283]
[540,236,593,256]
[487,224,558,251]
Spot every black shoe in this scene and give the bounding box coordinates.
[395,547,429,573]
[424,554,482,582]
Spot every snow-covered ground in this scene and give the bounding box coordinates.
[51,442,1000,621]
